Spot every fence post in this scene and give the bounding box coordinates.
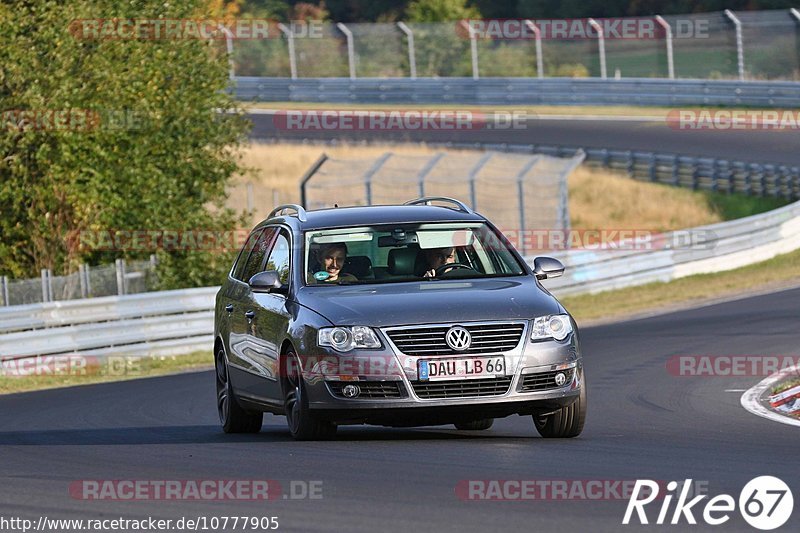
[115,259,127,296]
[336,23,356,79]
[459,20,479,79]
[79,264,88,298]
[278,23,298,79]
[514,155,541,256]
[655,16,675,79]
[587,19,607,79]
[216,25,235,80]
[416,152,446,197]
[397,22,417,79]
[524,20,544,78]
[1,275,8,307]
[362,152,393,206]
[724,10,745,81]
[41,269,52,303]
[467,152,494,210]
[246,181,254,213]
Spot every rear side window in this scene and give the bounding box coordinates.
[232,229,263,281]
[238,228,277,283]
[265,230,291,285]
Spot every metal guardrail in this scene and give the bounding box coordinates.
[2,194,800,358]
[234,77,800,108]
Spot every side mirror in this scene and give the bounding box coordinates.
[532,256,565,280]
[249,270,286,293]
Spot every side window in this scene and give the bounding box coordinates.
[265,230,291,285]
[232,229,263,281]
[241,228,277,283]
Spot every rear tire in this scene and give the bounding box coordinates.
[454,418,494,431]
[533,374,586,438]
[216,348,262,434]
[283,350,337,441]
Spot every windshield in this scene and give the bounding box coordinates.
[304,222,526,285]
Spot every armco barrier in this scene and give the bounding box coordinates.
[2,196,799,358]
[234,77,800,108]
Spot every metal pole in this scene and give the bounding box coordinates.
[278,23,297,79]
[587,19,607,79]
[416,152,446,197]
[115,259,126,296]
[41,269,50,303]
[524,20,544,79]
[1,275,8,306]
[790,9,800,77]
[467,152,493,210]
[459,20,479,79]
[558,150,586,236]
[336,23,356,79]
[362,152,393,206]
[397,22,417,79]
[724,10,745,81]
[655,15,674,79]
[216,25,235,80]
[515,156,541,256]
[246,182,254,213]
[300,154,329,209]
[79,264,88,298]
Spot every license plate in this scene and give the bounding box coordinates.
[418,356,505,381]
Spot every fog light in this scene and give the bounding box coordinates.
[555,372,567,386]
[342,384,361,398]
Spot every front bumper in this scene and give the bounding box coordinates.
[303,327,582,421]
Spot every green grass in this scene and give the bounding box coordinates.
[562,247,800,323]
[703,192,790,221]
[0,352,212,395]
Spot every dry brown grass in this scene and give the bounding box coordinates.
[231,142,724,230]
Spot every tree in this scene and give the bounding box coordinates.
[405,0,480,22]
[0,0,250,287]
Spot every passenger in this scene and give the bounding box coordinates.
[422,247,456,278]
[309,242,358,283]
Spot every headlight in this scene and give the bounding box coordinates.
[318,326,381,352]
[530,315,573,342]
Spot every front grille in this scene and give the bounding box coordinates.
[519,369,575,392]
[327,381,405,399]
[386,323,525,356]
[412,377,513,399]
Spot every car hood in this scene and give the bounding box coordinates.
[296,277,562,327]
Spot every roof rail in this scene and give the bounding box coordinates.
[268,204,308,222]
[403,196,475,214]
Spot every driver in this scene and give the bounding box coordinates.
[422,247,456,278]
[309,242,358,283]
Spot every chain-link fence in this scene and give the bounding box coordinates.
[0,258,159,307]
[230,9,800,81]
[301,150,585,255]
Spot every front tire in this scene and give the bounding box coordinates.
[533,375,586,438]
[216,348,262,434]
[283,350,337,441]
[454,418,494,431]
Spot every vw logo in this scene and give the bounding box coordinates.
[446,326,472,351]
[555,372,567,386]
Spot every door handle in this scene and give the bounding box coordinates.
[225,304,234,313]
[245,310,256,320]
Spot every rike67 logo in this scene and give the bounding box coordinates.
[623,476,793,530]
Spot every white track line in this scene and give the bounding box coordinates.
[740,366,800,428]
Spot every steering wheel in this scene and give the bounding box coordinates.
[434,262,476,277]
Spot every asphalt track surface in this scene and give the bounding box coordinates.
[249,111,800,166]
[1,286,798,532]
